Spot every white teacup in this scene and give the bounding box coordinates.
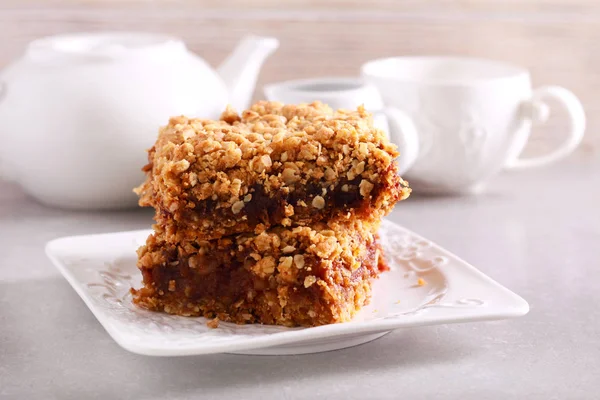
[362,56,586,194]
[263,77,420,175]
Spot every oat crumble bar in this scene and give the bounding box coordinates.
[132,220,388,327]
[133,101,411,327]
[135,101,410,241]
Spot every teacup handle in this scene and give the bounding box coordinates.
[379,106,420,175]
[506,86,586,170]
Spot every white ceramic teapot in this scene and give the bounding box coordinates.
[0,32,279,209]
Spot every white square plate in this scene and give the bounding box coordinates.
[45,220,528,356]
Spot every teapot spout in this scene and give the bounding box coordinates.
[217,35,279,112]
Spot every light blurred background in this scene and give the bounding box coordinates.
[2,0,597,158]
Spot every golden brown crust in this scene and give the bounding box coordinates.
[132,220,388,326]
[135,101,410,240]
[133,101,410,327]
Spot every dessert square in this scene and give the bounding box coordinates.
[132,220,388,327]
[135,101,409,241]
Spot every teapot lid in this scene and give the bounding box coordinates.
[26,32,187,64]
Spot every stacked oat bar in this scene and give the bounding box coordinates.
[132,101,410,327]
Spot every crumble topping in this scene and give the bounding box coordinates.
[134,101,410,240]
[132,101,406,326]
[133,219,389,326]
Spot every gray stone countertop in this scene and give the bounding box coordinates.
[1,159,599,399]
